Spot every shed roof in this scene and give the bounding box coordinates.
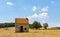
[15,18,28,23]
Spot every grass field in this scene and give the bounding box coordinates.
[0,27,60,37]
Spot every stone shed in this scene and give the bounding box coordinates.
[15,18,29,32]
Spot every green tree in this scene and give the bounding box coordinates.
[0,23,5,28]
[32,21,42,29]
[29,24,34,29]
[5,23,9,30]
[43,23,48,29]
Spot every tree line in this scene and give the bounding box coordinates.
[29,21,48,29]
[0,21,48,29]
[0,23,15,28]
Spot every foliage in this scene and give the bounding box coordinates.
[29,24,33,29]
[0,23,15,28]
[43,23,48,29]
[31,21,42,29]
[0,23,5,28]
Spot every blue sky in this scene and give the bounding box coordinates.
[0,0,60,27]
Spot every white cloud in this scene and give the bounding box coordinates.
[32,6,37,11]
[27,12,48,19]
[6,2,13,6]
[27,6,49,19]
[39,12,48,18]
[27,13,38,19]
[41,6,48,12]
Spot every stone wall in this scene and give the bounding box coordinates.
[15,23,29,32]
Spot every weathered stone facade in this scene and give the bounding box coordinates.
[15,18,29,32]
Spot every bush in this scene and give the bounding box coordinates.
[0,23,15,28]
[31,21,42,29]
[43,23,48,29]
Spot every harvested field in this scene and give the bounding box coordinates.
[0,27,60,37]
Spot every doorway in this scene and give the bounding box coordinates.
[20,26,24,32]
